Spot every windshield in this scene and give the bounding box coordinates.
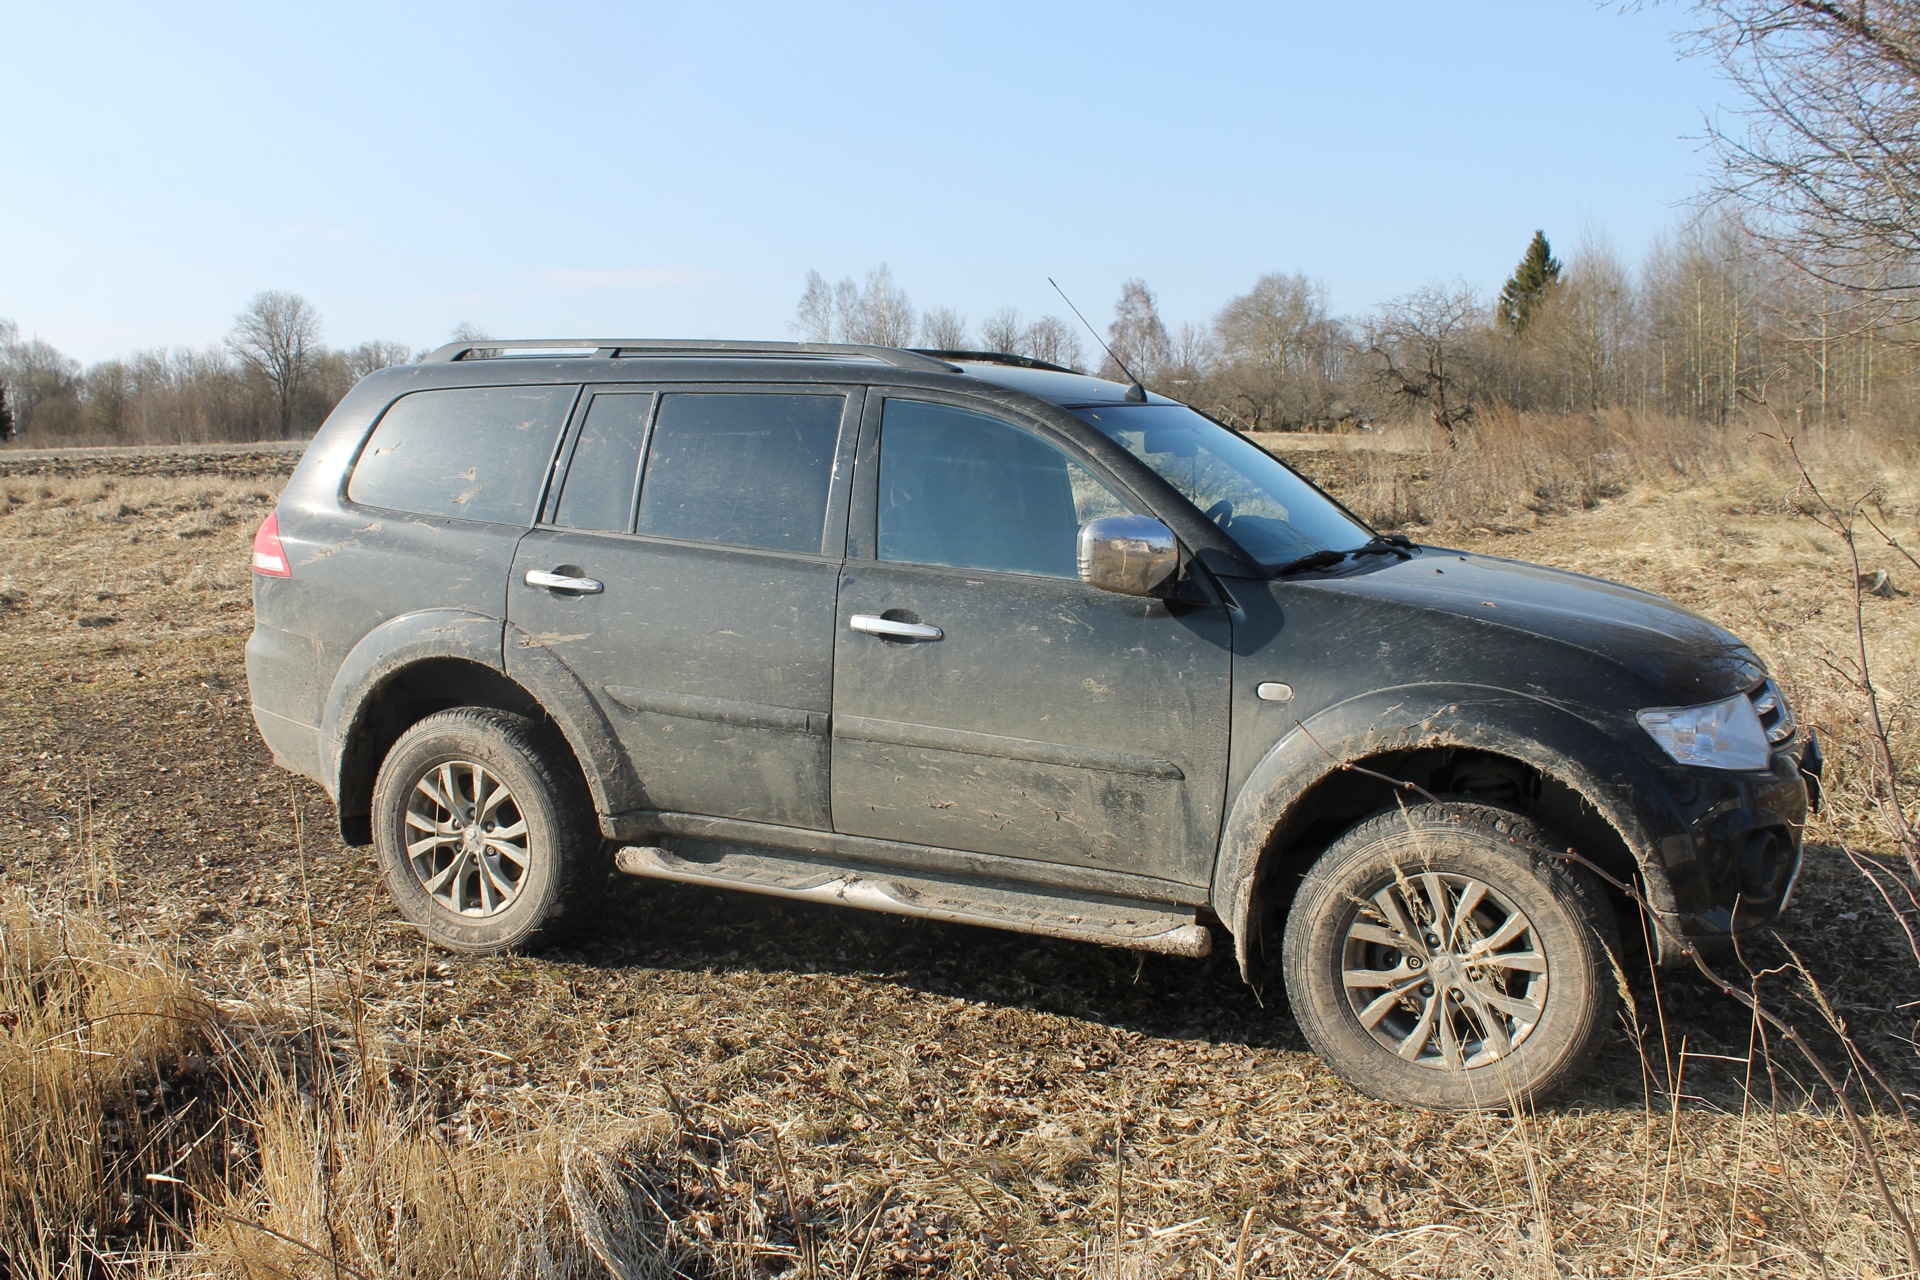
[1073,404,1372,568]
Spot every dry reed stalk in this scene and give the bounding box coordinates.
[0,893,224,1274]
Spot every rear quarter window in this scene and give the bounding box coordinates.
[348,386,576,524]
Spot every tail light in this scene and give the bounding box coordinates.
[252,512,292,577]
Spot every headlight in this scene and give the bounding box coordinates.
[1637,694,1772,771]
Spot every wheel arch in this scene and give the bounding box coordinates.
[1212,685,1686,983]
[322,611,643,844]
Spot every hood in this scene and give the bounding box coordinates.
[1293,548,1764,704]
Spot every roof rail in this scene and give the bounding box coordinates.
[420,338,961,372]
[911,349,1077,374]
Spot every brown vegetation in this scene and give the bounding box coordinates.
[2,415,1918,1275]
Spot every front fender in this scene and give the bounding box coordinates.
[1211,683,1690,977]
[320,609,506,799]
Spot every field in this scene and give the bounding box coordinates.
[3,423,1918,1278]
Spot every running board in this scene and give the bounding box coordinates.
[613,843,1212,958]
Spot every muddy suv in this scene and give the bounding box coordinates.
[247,339,1815,1109]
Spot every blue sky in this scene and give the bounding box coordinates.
[4,1,1730,365]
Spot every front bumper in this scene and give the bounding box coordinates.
[1647,731,1818,965]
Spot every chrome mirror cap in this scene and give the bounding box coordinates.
[1077,515,1179,598]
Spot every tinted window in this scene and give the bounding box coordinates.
[878,400,1131,578]
[554,393,653,533]
[349,386,574,525]
[636,393,843,552]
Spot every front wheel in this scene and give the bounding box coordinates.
[371,707,604,954]
[1281,801,1618,1110]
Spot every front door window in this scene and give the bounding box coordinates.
[877,399,1131,577]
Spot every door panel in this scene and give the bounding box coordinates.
[509,385,858,831]
[831,563,1231,881]
[512,531,840,828]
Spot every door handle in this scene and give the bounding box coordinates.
[850,614,942,641]
[524,568,604,594]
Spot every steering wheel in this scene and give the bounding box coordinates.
[1202,498,1235,528]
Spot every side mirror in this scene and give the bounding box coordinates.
[1077,515,1179,598]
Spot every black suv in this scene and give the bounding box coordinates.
[247,339,1814,1109]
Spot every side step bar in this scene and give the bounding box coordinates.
[614,843,1212,958]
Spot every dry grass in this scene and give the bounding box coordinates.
[0,895,219,1272]
[0,888,653,1279]
[3,445,1920,1276]
[1286,407,1919,536]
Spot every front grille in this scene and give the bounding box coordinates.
[1750,678,1796,746]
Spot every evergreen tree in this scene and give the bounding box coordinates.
[1497,230,1562,335]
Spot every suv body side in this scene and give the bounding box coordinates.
[249,352,1810,975]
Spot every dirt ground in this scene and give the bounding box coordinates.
[2,446,1917,1277]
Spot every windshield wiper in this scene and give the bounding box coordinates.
[1272,535,1416,577]
[1271,549,1349,575]
[1349,534,1416,559]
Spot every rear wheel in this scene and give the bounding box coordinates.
[1281,801,1618,1110]
[371,708,603,953]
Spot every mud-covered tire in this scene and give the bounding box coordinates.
[1281,801,1619,1110]
[371,708,605,954]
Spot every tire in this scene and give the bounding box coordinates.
[1280,801,1619,1111]
[371,707,605,954]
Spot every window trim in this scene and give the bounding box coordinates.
[847,391,1150,575]
[542,386,659,532]
[537,382,864,558]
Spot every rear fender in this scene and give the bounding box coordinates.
[320,610,506,800]
[320,612,645,833]
[502,622,646,823]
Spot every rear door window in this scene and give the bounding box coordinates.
[348,386,575,525]
[635,392,845,553]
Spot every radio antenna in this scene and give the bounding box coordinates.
[1049,277,1148,402]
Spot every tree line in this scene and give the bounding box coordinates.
[792,218,1916,440]
[0,293,433,446]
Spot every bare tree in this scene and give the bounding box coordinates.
[228,291,322,438]
[0,325,82,441]
[1686,1,1920,314]
[1366,283,1485,441]
[85,359,132,437]
[1213,272,1340,427]
[1020,315,1084,369]
[449,321,493,343]
[980,307,1025,355]
[832,277,860,340]
[347,340,414,381]
[794,271,835,342]
[846,266,916,346]
[1166,322,1218,383]
[920,306,969,350]
[1533,235,1638,411]
[793,266,916,346]
[0,319,15,442]
[1640,217,1768,421]
[1104,278,1172,384]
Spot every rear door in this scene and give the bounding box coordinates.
[508,384,860,830]
[829,394,1234,886]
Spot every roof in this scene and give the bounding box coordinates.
[399,339,1169,408]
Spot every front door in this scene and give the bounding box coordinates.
[830,396,1233,886]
